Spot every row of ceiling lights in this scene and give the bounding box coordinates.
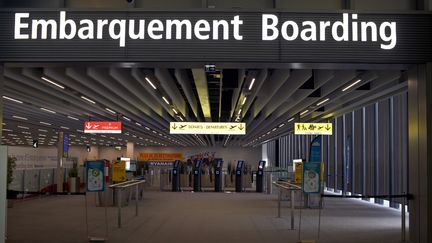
[244,78,363,147]
[2,75,187,146]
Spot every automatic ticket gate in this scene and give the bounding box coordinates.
[256,160,266,192]
[214,160,223,192]
[193,160,202,192]
[235,160,245,192]
[172,160,181,192]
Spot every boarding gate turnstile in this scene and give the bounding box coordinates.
[193,160,202,192]
[256,160,266,192]
[172,160,181,192]
[214,160,223,192]
[235,160,245,192]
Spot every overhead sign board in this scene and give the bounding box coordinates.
[138,152,184,161]
[84,121,122,134]
[294,122,332,135]
[170,122,246,135]
[0,11,430,63]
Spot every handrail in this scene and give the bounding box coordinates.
[273,181,301,190]
[109,179,144,188]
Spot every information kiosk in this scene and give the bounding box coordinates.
[193,160,202,192]
[172,160,181,192]
[256,160,266,192]
[235,160,245,192]
[214,160,224,192]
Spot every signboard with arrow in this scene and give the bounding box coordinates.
[294,122,333,135]
[170,122,246,135]
[84,121,122,134]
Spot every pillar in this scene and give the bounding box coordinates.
[408,63,432,243]
[126,142,134,159]
[0,65,6,243]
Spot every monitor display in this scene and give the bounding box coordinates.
[259,160,266,169]
[121,157,131,171]
[237,160,244,169]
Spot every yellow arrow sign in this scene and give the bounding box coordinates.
[169,122,246,135]
[294,122,333,135]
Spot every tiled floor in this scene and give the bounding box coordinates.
[6,191,407,243]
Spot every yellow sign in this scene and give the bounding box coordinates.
[170,122,246,135]
[294,161,303,184]
[112,160,126,182]
[294,122,332,135]
[138,153,184,161]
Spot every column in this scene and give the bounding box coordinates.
[0,65,6,243]
[408,63,432,243]
[126,142,134,159]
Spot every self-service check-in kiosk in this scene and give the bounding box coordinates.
[193,160,202,192]
[214,160,223,192]
[256,160,266,192]
[172,160,181,192]
[235,160,245,192]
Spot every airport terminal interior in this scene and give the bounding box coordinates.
[0,0,431,243]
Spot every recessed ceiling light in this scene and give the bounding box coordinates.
[316,98,330,106]
[2,96,23,104]
[38,129,48,132]
[172,109,178,114]
[288,118,295,123]
[162,96,170,105]
[278,123,285,128]
[60,126,69,130]
[135,122,142,126]
[122,116,131,121]
[80,96,96,104]
[17,126,29,129]
[342,79,362,92]
[41,77,65,89]
[40,107,56,114]
[248,78,256,90]
[13,115,28,120]
[68,116,79,121]
[145,77,157,90]
[40,121,51,125]
[300,110,309,116]
[105,108,116,114]
[241,97,247,105]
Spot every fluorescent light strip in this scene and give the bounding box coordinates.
[2,96,23,104]
[279,123,285,128]
[40,107,56,114]
[317,98,330,106]
[172,109,178,115]
[123,116,131,121]
[342,79,362,92]
[288,118,295,122]
[77,129,83,133]
[242,97,247,105]
[17,126,29,129]
[2,129,13,132]
[135,122,142,126]
[40,121,51,125]
[80,96,96,104]
[145,77,157,90]
[60,126,69,130]
[12,115,27,120]
[248,78,256,90]
[300,110,309,116]
[67,116,79,121]
[145,127,150,130]
[162,96,170,105]
[105,108,116,114]
[41,77,65,89]
[238,109,242,115]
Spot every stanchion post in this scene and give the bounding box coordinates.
[117,189,122,228]
[278,189,281,218]
[135,184,138,216]
[290,189,295,230]
[401,195,406,242]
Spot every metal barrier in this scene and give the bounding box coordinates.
[273,180,302,230]
[109,180,146,228]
